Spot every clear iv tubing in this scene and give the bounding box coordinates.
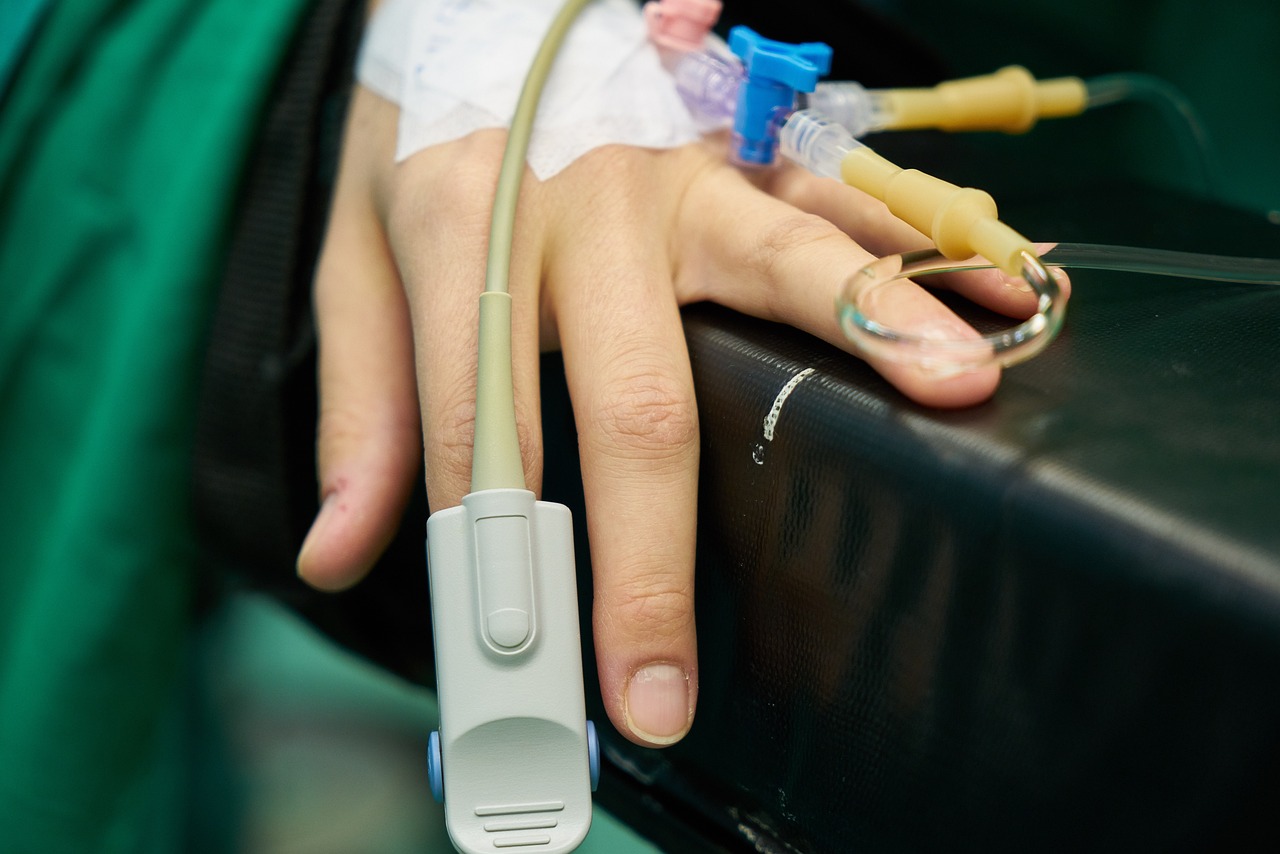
[841,249,1060,373]
[779,107,1053,370]
[840,244,1280,374]
[1085,72,1221,197]
[802,82,896,137]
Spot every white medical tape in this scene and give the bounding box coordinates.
[357,0,701,179]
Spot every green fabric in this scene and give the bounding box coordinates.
[0,0,309,850]
[0,0,52,94]
[195,593,663,853]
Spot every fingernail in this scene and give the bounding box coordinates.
[1002,269,1034,293]
[625,663,691,745]
[908,323,989,379]
[296,495,335,575]
[916,321,975,342]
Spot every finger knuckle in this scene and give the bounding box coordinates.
[427,389,543,494]
[316,403,367,457]
[606,571,695,643]
[388,139,506,241]
[429,392,478,490]
[391,173,488,241]
[751,211,846,280]
[591,367,698,460]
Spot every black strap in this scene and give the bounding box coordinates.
[193,0,352,577]
[191,0,433,682]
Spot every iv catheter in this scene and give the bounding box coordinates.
[422,2,599,854]
[645,2,1088,152]
[671,47,1092,141]
[670,44,1217,173]
[645,0,1219,192]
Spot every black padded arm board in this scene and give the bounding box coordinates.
[559,186,1280,853]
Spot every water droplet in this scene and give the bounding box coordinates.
[751,443,766,465]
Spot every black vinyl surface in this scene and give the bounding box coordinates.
[563,187,1280,852]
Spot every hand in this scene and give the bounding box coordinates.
[296,87,1065,746]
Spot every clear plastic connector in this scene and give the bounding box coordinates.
[805,82,894,138]
[838,249,1064,374]
[778,108,865,181]
[671,46,743,132]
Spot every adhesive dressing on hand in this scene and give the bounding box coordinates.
[357,0,700,179]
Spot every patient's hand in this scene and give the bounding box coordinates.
[295,87,1061,746]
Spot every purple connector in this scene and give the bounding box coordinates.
[673,47,743,131]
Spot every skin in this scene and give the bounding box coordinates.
[295,86,1068,747]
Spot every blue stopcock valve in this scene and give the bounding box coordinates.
[727,26,832,166]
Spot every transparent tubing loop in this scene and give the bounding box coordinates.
[780,108,1060,373]
[841,249,1060,374]
[1084,72,1221,198]
[840,244,1280,373]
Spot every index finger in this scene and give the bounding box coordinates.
[676,165,1003,408]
